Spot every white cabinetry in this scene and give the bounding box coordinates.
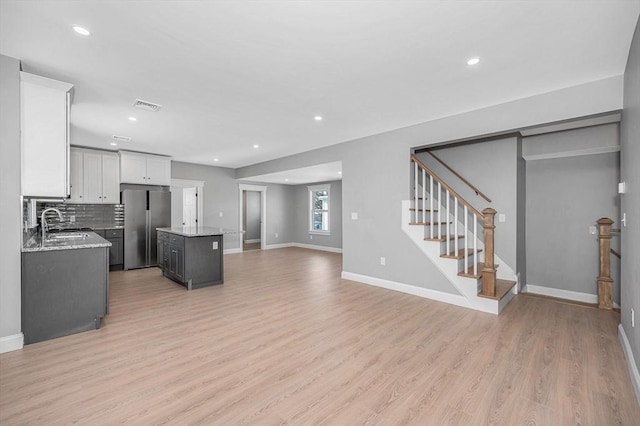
[119,151,171,186]
[69,148,120,204]
[20,72,73,197]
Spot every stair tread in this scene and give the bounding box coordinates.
[457,262,500,279]
[477,279,517,301]
[441,248,483,259]
[424,235,464,242]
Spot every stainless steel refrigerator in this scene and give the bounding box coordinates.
[122,186,171,270]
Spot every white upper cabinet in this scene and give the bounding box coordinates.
[101,155,120,203]
[69,149,84,202]
[119,151,171,186]
[69,147,120,204]
[20,72,73,197]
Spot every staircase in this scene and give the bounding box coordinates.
[402,154,517,314]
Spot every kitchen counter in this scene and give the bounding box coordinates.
[22,231,111,252]
[155,226,237,237]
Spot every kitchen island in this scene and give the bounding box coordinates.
[22,231,111,344]
[156,227,233,290]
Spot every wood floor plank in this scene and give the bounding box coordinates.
[1,247,639,425]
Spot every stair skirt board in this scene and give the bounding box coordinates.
[402,200,517,314]
[341,271,473,311]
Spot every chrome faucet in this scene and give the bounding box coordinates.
[41,208,63,242]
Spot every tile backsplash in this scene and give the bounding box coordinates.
[24,201,124,231]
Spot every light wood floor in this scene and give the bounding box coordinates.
[1,248,638,425]
[243,242,261,251]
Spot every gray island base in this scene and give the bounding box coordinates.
[156,227,228,290]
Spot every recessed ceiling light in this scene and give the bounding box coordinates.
[284,179,289,182]
[467,57,480,66]
[213,158,219,162]
[72,26,91,36]
[314,116,323,121]
[110,142,117,146]
[338,171,342,175]
[253,144,259,149]
[128,117,137,122]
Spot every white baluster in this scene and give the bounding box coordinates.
[464,205,468,274]
[437,182,442,239]
[422,168,426,226]
[429,175,434,239]
[446,190,450,256]
[414,162,418,223]
[473,216,478,276]
[454,198,458,257]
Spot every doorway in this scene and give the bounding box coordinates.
[242,190,262,251]
[171,179,204,228]
[238,184,267,251]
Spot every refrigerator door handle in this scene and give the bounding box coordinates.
[146,210,151,266]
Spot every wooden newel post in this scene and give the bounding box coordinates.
[597,217,614,310]
[482,208,497,297]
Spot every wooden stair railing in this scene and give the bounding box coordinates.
[423,150,492,202]
[410,155,496,296]
[597,218,619,310]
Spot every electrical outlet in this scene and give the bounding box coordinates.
[275,232,279,238]
[380,257,386,266]
[219,211,223,217]
[69,215,76,223]
[212,241,218,250]
[352,212,358,220]
[498,214,506,222]
[589,226,597,235]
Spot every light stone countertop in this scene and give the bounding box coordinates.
[156,226,240,237]
[22,231,112,253]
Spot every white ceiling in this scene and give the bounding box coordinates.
[1,1,638,169]
[238,161,342,185]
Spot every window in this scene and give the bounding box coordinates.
[308,184,330,234]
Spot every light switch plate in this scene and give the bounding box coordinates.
[352,212,358,220]
[589,225,597,235]
[212,241,218,250]
[498,214,506,222]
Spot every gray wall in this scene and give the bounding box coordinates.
[244,191,261,241]
[237,76,622,295]
[416,136,521,273]
[291,180,343,249]
[171,161,240,250]
[621,19,640,389]
[0,55,22,345]
[524,124,620,302]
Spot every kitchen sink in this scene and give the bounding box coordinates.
[47,233,90,240]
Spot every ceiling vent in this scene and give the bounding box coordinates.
[133,98,162,112]
[112,135,131,142]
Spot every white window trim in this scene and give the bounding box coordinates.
[308,183,330,235]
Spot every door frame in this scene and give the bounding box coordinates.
[238,184,267,251]
[171,179,204,227]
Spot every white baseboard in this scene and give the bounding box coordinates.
[618,324,640,405]
[0,333,24,354]
[524,284,597,304]
[224,248,243,255]
[292,243,342,253]
[263,242,342,253]
[341,271,471,310]
[244,239,261,244]
[263,243,293,250]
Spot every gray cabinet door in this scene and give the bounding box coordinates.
[108,238,123,266]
